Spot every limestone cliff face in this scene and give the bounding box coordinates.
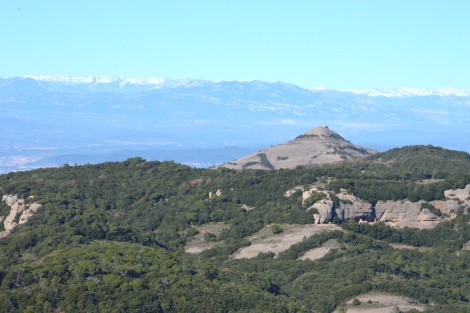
[220,126,376,170]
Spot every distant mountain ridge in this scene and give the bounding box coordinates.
[4,75,470,97]
[1,75,470,173]
[346,87,470,97]
[220,126,377,170]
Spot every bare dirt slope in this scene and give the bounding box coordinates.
[337,293,425,313]
[299,239,342,261]
[233,224,342,259]
[390,244,432,252]
[184,223,230,254]
[462,241,470,250]
[220,126,376,170]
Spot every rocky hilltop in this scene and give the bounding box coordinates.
[221,126,377,170]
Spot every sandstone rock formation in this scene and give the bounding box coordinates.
[220,126,376,170]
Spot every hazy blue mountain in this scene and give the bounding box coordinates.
[1,76,469,173]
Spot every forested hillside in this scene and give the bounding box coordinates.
[1,146,470,312]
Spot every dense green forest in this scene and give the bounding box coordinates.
[1,145,470,312]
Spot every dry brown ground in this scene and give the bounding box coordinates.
[334,293,425,313]
[184,222,230,254]
[463,241,470,250]
[384,221,441,229]
[298,239,342,261]
[233,224,342,259]
[390,243,432,252]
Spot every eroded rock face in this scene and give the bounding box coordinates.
[3,198,26,232]
[444,185,470,202]
[335,189,357,202]
[19,203,42,225]
[313,214,321,224]
[418,209,440,221]
[309,200,334,224]
[336,202,373,222]
[2,194,18,206]
[431,200,460,215]
[441,185,470,214]
[290,184,470,227]
[1,194,42,238]
[376,200,424,222]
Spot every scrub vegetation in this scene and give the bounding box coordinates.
[0,145,470,312]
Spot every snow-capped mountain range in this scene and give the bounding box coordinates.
[1,75,469,173]
[346,87,470,97]
[12,75,470,97]
[23,75,168,86]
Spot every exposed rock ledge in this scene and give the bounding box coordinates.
[1,194,42,238]
[289,184,470,228]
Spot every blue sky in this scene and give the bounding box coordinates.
[2,0,469,90]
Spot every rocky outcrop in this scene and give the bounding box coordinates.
[375,200,440,222]
[440,185,470,214]
[19,203,42,224]
[431,200,461,215]
[336,202,373,222]
[284,186,303,198]
[375,200,420,222]
[312,198,442,225]
[335,189,373,222]
[335,189,357,202]
[293,183,470,228]
[1,194,42,238]
[3,197,26,232]
[418,209,440,221]
[444,185,470,201]
[310,200,334,224]
[2,194,18,206]
[208,189,222,199]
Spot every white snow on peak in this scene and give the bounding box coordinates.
[16,76,470,96]
[345,87,470,97]
[308,86,328,91]
[24,75,97,84]
[23,75,168,87]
